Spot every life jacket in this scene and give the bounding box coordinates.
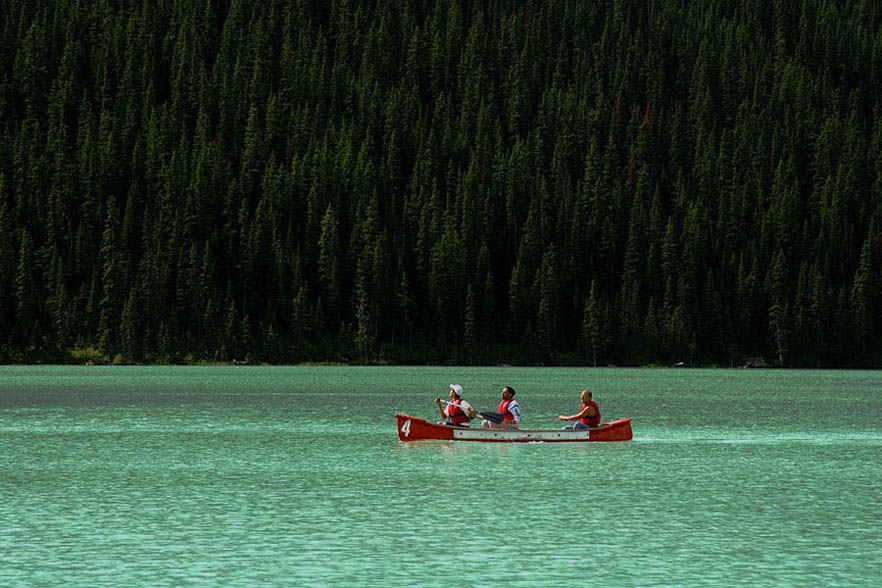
[579,401,601,427]
[499,399,516,422]
[448,399,470,424]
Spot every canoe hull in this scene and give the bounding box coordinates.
[396,414,632,442]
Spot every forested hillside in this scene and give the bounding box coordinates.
[2,0,882,366]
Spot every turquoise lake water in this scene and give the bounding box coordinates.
[1,366,881,587]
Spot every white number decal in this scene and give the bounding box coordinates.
[400,419,412,437]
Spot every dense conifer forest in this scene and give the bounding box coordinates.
[2,0,882,366]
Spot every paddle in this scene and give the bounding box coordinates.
[438,398,503,424]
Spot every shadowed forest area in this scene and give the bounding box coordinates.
[2,0,882,366]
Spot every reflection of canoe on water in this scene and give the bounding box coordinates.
[396,414,633,443]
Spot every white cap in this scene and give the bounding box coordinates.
[449,384,463,397]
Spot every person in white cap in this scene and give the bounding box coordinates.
[434,384,477,426]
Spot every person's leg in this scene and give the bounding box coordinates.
[573,422,589,430]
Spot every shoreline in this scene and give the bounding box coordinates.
[0,360,816,369]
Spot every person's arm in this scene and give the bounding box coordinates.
[462,400,478,419]
[558,405,593,421]
[509,402,521,423]
[435,398,447,419]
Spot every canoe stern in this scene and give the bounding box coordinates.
[589,417,633,441]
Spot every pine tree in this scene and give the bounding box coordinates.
[317,204,342,330]
[354,253,375,365]
[850,236,876,361]
[120,286,142,361]
[536,245,559,362]
[581,281,602,367]
[15,230,39,349]
[463,284,478,363]
[767,250,790,366]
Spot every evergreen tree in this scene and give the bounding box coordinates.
[581,281,602,367]
[317,204,342,330]
[354,253,375,365]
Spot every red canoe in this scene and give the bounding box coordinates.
[396,414,633,442]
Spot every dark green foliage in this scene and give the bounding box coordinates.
[2,0,882,366]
